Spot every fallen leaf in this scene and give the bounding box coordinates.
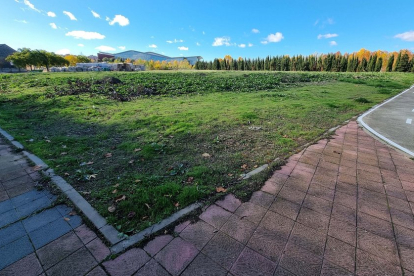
[112,189,118,194]
[254,165,258,168]
[142,216,148,220]
[105,153,112,158]
[134,148,142,152]
[82,191,91,195]
[114,183,120,187]
[216,187,227,193]
[227,173,233,177]
[145,203,151,209]
[241,164,248,170]
[115,195,126,203]
[186,177,194,183]
[108,205,116,213]
[174,202,180,207]
[135,179,141,183]
[128,160,134,164]
[87,174,97,180]
[64,217,70,221]
[69,211,77,216]
[61,152,67,155]
[32,165,42,171]
[64,172,70,176]
[86,161,94,165]
[164,230,168,234]
[202,153,211,158]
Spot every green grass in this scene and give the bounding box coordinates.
[1,71,413,233]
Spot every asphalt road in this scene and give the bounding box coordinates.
[360,86,414,156]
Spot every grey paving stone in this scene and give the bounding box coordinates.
[22,207,62,232]
[0,253,44,276]
[0,209,19,228]
[45,247,97,276]
[0,221,26,248]
[134,259,170,276]
[55,204,73,216]
[36,231,83,270]
[0,235,34,270]
[16,196,53,218]
[11,190,51,207]
[103,248,150,276]
[2,175,34,190]
[29,217,72,249]
[86,266,108,276]
[181,253,227,276]
[0,199,13,215]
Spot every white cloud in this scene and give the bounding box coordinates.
[14,19,28,23]
[149,44,157,48]
[23,0,40,12]
[395,31,414,41]
[95,45,116,52]
[55,49,70,55]
[50,23,57,29]
[327,18,334,25]
[238,44,246,48]
[78,44,84,47]
[178,46,188,51]
[91,10,100,18]
[105,16,110,22]
[166,39,184,44]
[318,33,338,39]
[196,42,201,46]
[109,15,129,26]
[119,46,126,50]
[261,32,284,44]
[314,19,319,26]
[248,43,253,47]
[65,31,105,40]
[330,41,338,46]
[47,11,56,17]
[252,28,260,33]
[202,31,205,35]
[212,37,232,46]
[63,11,77,21]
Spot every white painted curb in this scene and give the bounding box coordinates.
[357,84,414,157]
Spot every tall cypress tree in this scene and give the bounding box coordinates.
[396,53,410,72]
[394,52,402,72]
[386,55,394,72]
[375,57,383,72]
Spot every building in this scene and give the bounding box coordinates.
[0,44,16,68]
[97,50,202,65]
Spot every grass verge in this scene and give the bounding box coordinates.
[1,71,413,233]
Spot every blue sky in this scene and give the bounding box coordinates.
[2,0,414,61]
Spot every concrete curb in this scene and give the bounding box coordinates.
[0,126,204,253]
[357,84,414,157]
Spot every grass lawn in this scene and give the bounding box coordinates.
[1,71,413,234]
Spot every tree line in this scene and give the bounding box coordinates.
[6,48,91,71]
[195,49,414,73]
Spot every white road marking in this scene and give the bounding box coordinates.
[407,119,413,124]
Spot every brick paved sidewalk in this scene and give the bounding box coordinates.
[1,120,414,276]
[0,138,110,276]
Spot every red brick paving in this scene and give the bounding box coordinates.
[3,120,414,275]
